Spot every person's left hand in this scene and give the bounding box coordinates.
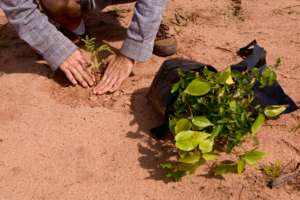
[93,54,135,95]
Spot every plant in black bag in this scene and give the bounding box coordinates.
[160,59,288,181]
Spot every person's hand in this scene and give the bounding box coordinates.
[59,49,95,87]
[93,54,134,95]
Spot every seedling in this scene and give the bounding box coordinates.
[214,150,266,176]
[82,35,114,71]
[268,163,300,188]
[263,160,282,178]
[161,62,287,181]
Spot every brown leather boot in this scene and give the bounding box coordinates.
[153,23,177,57]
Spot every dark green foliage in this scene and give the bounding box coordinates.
[162,63,286,181]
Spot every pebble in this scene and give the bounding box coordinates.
[89,95,98,101]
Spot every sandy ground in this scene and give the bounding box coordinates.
[0,0,300,199]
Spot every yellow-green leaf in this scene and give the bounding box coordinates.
[192,116,214,130]
[218,67,234,85]
[203,152,218,161]
[178,150,188,158]
[160,162,173,170]
[179,152,201,164]
[264,105,287,118]
[199,139,213,153]
[184,79,211,96]
[218,88,225,97]
[251,114,265,136]
[177,161,204,174]
[214,163,237,176]
[169,117,177,134]
[229,100,237,112]
[171,82,180,93]
[241,150,266,165]
[237,159,246,174]
[175,131,210,151]
[175,118,192,134]
[211,125,223,139]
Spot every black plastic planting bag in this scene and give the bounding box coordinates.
[147,41,298,137]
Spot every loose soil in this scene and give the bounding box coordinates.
[0,0,300,200]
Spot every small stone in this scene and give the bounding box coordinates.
[0,161,5,167]
[124,99,131,106]
[89,95,98,101]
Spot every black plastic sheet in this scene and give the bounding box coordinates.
[147,41,298,138]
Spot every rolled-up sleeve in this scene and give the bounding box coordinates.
[0,0,77,71]
[120,0,167,61]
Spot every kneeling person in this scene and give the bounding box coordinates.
[0,0,176,94]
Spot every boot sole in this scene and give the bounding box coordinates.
[153,38,177,57]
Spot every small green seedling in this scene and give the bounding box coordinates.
[263,160,282,178]
[214,150,266,176]
[81,35,114,70]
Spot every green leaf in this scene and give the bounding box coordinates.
[171,82,180,93]
[160,162,173,170]
[178,150,188,158]
[165,170,186,181]
[179,152,201,164]
[218,88,225,97]
[199,139,214,153]
[192,116,214,130]
[184,79,211,96]
[218,67,234,85]
[237,159,246,174]
[168,66,279,171]
[169,117,177,134]
[210,125,223,139]
[175,131,210,151]
[240,111,247,125]
[177,161,204,174]
[203,152,218,161]
[175,118,192,134]
[214,163,237,176]
[264,105,287,118]
[229,101,237,112]
[219,106,225,116]
[251,114,265,135]
[241,150,266,165]
[260,68,277,87]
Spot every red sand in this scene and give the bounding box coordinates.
[0,0,300,199]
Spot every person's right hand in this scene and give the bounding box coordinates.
[59,49,95,87]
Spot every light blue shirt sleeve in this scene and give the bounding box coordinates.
[0,0,167,69]
[0,0,77,71]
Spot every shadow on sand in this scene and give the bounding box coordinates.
[84,11,127,43]
[0,11,179,182]
[128,87,178,183]
[0,11,128,86]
